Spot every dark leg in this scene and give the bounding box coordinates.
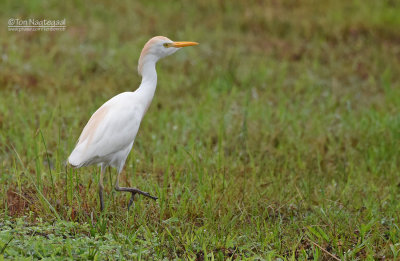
[114,171,157,210]
[99,167,105,211]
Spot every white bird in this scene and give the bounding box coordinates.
[68,36,198,211]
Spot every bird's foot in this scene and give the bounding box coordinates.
[128,192,135,210]
[114,186,157,210]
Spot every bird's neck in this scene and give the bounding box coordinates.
[137,60,158,110]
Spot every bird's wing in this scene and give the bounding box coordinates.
[68,92,145,167]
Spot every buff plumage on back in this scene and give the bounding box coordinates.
[77,105,110,147]
[68,105,110,167]
[138,36,169,76]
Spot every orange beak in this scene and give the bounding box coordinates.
[171,41,199,48]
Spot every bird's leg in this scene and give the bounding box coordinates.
[99,168,105,211]
[114,172,157,210]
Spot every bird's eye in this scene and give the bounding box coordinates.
[163,43,169,48]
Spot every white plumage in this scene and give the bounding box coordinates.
[68,92,143,171]
[68,36,198,211]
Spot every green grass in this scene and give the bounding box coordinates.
[1,0,400,259]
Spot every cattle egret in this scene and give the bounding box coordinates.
[68,36,198,211]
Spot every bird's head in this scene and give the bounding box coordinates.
[138,36,198,76]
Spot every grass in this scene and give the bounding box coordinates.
[1,0,400,259]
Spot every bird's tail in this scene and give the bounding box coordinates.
[68,148,84,168]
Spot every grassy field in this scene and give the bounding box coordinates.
[1,0,400,259]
